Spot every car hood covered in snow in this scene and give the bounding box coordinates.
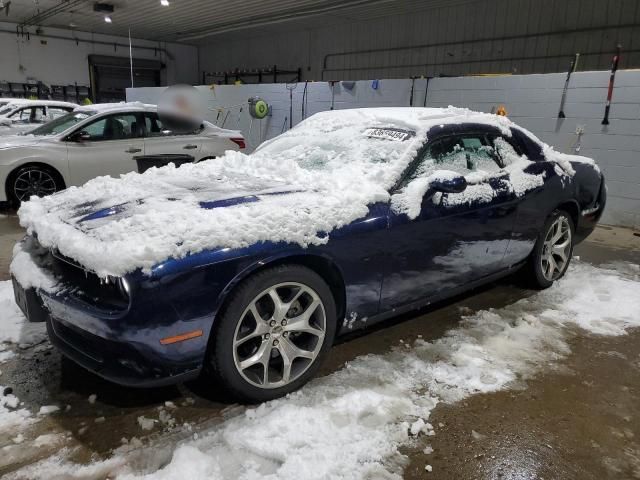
[17,107,587,278]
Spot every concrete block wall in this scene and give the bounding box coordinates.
[128,70,640,228]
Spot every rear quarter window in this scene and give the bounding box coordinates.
[510,128,544,160]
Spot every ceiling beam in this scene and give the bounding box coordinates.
[177,0,393,41]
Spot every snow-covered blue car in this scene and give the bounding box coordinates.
[12,108,605,402]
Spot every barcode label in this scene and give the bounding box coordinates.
[364,127,414,141]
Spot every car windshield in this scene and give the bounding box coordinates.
[253,110,420,189]
[28,111,95,136]
[0,106,15,116]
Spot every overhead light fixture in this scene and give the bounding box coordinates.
[160,0,170,5]
[104,15,112,23]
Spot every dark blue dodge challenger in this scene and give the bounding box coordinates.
[12,108,605,402]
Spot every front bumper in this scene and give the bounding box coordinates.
[12,239,218,388]
[45,312,202,387]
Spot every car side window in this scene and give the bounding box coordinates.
[32,107,47,123]
[8,107,32,123]
[143,112,165,137]
[491,136,524,167]
[80,113,141,141]
[144,112,201,137]
[406,134,501,185]
[47,107,71,121]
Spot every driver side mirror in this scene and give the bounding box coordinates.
[430,173,467,194]
[70,131,91,142]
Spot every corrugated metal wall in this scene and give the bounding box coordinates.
[198,0,640,81]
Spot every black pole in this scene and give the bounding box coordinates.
[409,77,415,106]
[423,77,430,107]
[558,53,579,118]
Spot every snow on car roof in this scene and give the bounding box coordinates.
[16,106,587,278]
[74,101,156,114]
[1,99,77,108]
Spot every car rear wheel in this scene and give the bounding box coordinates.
[8,165,64,206]
[527,209,574,289]
[206,265,336,402]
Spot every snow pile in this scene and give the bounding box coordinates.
[391,169,461,219]
[10,238,60,293]
[0,387,33,436]
[10,261,640,480]
[19,107,536,277]
[0,280,47,362]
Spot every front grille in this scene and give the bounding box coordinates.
[50,317,105,363]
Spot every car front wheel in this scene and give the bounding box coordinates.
[206,265,336,402]
[527,209,574,289]
[8,165,64,206]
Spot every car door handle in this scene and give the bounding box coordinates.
[183,144,198,150]
[125,147,142,153]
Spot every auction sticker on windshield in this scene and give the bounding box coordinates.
[364,127,415,141]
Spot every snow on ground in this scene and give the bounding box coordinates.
[0,279,47,362]
[5,260,639,480]
[16,107,594,278]
[0,280,45,439]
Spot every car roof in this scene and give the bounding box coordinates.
[74,101,157,115]
[306,107,516,130]
[3,99,77,109]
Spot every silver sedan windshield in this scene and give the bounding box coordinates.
[29,111,96,136]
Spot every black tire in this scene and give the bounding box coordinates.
[526,209,575,289]
[197,156,216,163]
[7,164,64,207]
[205,265,337,403]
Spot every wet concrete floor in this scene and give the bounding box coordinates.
[0,213,639,478]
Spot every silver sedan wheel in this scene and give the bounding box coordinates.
[14,168,57,202]
[541,216,572,281]
[232,282,326,389]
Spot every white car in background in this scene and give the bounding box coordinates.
[0,98,26,108]
[0,102,246,205]
[0,99,77,136]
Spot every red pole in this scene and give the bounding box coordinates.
[602,45,622,125]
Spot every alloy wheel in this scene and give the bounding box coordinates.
[540,215,572,281]
[13,168,57,202]
[232,282,326,389]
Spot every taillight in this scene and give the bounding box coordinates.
[230,137,246,149]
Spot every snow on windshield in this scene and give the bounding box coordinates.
[17,107,568,277]
[255,109,422,187]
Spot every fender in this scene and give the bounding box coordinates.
[213,248,347,323]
